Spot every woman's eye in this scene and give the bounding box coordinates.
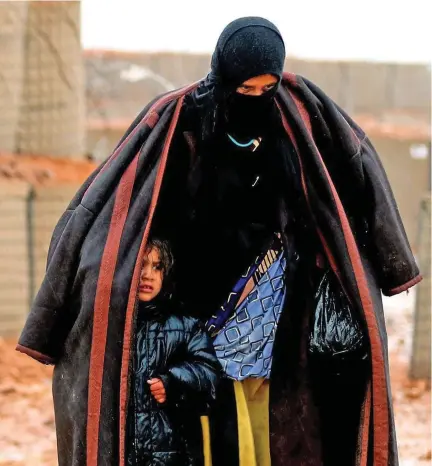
[263,85,275,92]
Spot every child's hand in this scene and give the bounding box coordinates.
[147,378,166,404]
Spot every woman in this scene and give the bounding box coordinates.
[17,16,421,466]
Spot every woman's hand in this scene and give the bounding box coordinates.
[147,378,166,403]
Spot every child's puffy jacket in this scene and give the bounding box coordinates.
[127,302,220,466]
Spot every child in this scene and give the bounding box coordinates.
[127,238,220,466]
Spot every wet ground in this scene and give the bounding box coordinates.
[0,292,430,465]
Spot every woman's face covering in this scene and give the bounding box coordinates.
[225,74,280,138]
[236,74,279,96]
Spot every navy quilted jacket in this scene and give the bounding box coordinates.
[127,302,220,466]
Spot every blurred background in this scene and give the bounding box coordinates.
[0,1,430,465]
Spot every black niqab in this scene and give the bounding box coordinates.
[211,17,286,138]
[188,17,286,140]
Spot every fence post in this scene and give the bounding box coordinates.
[410,195,431,381]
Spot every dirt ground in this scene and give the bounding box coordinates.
[0,293,430,465]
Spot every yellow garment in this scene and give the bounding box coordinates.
[234,378,271,466]
[201,416,212,466]
[201,378,270,466]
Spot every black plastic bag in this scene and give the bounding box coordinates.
[308,269,367,364]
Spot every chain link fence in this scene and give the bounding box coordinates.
[0,183,79,336]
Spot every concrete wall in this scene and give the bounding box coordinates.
[0,1,85,157]
[284,59,430,114]
[372,137,430,245]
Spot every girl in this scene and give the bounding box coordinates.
[127,238,220,466]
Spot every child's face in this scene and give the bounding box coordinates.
[139,248,163,302]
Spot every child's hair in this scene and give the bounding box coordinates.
[145,238,174,280]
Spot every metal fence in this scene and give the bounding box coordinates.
[0,183,79,336]
[0,183,31,335]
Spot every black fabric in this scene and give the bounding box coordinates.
[167,134,284,318]
[208,379,239,466]
[225,87,280,139]
[268,250,323,466]
[310,357,370,465]
[127,301,220,466]
[210,16,285,87]
[16,75,421,466]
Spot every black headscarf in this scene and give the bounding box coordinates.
[190,16,286,141]
[210,16,285,87]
